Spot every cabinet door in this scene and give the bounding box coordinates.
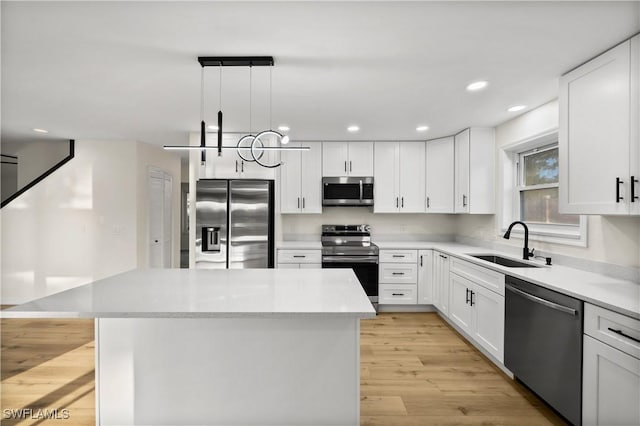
[373,142,399,212]
[300,142,322,213]
[448,273,473,333]
[433,252,450,315]
[583,335,640,426]
[559,39,631,215]
[322,142,349,176]
[471,284,504,362]
[417,250,433,304]
[631,35,640,216]
[399,142,426,212]
[348,142,374,176]
[279,143,302,213]
[454,129,470,213]
[426,137,455,213]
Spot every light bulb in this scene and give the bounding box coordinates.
[281,135,290,145]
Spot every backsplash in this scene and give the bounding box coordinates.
[280,207,456,242]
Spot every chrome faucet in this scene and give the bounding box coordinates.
[503,221,535,260]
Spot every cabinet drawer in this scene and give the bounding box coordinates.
[379,250,418,263]
[379,284,418,305]
[277,249,321,264]
[379,263,418,284]
[450,257,504,295]
[585,303,640,359]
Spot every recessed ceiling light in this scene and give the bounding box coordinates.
[33,128,49,134]
[466,81,488,91]
[207,125,219,131]
[278,125,290,132]
[416,125,429,132]
[507,105,526,112]
[347,125,360,133]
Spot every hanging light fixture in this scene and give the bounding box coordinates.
[164,56,307,164]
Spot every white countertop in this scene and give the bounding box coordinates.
[2,268,376,319]
[377,241,640,319]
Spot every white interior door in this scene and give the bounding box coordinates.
[149,168,173,268]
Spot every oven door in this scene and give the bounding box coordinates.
[322,256,378,298]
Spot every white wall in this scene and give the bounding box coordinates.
[281,208,457,241]
[455,100,640,269]
[1,139,182,304]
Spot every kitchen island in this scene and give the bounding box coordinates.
[3,268,376,426]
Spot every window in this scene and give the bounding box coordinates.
[518,145,579,226]
[500,131,586,246]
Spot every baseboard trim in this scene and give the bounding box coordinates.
[376,304,436,313]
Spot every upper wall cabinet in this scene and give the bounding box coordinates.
[322,142,374,177]
[454,128,495,214]
[559,35,639,215]
[280,142,322,214]
[426,136,455,213]
[374,142,426,213]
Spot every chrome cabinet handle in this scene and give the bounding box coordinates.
[391,272,405,276]
[293,255,306,258]
[392,293,405,296]
[506,284,577,315]
[607,327,640,344]
[616,177,624,202]
[632,176,638,202]
[359,180,363,202]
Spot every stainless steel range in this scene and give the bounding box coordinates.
[321,225,379,302]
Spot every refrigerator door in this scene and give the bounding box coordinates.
[195,180,228,269]
[229,180,273,269]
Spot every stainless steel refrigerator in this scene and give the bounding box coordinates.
[195,179,274,269]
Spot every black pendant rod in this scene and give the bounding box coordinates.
[198,56,274,67]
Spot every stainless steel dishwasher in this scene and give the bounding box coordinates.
[504,276,583,426]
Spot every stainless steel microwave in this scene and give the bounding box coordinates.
[322,177,374,206]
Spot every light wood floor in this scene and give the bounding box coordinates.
[1,312,566,425]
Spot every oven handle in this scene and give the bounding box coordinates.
[322,256,379,264]
[506,284,577,316]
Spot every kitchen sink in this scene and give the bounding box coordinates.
[468,254,542,268]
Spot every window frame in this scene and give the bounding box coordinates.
[499,130,587,246]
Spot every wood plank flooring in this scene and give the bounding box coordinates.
[1,312,567,425]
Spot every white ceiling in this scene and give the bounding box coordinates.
[2,1,639,147]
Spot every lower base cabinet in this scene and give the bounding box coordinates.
[432,252,450,314]
[448,271,504,363]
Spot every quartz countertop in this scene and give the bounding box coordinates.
[2,268,376,319]
[376,241,640,319]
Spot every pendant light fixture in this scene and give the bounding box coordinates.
[164,56,308,163]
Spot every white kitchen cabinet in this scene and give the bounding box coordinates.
[448,269,505,362]
[322,142,374,177]
[277,249,322,269]
[432,251,450,315]
[378,249,418,305]
[425,136,455,213]
[559,35,640,215]
[417,250,433,304]
[199,133,277,180]
[280,142,322,214]
[583,335,640,425]
[453,128,494,214]
[373,142,426,213]
[583,303,640,425]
